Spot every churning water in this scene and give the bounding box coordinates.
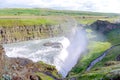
[3,28,87,77]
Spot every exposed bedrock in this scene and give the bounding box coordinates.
[90,20,120,33]
[0,24,63,44]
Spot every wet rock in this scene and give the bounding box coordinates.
[116,54,120,61]
[52,42,63,48]
[16,57,33,66]
[43,42,62,48]
[43,42,53,46]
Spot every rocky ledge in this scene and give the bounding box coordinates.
[0,45,61,80]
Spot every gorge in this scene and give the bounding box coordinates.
[3,26,87,78]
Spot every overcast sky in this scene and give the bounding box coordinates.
[0,0,120,13]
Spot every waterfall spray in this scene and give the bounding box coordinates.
[54,26,87,77]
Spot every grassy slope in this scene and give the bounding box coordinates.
[68,25,120,80]
[76,46,120,80]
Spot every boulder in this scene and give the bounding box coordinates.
[43,42,53,46]
[43,42,62,48]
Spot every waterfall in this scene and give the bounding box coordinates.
[54,27,87,77]
[3,19,87,77]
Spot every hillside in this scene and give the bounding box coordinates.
[68,20,120,80]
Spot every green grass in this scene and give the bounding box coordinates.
[0,8,119,16]
[68,28,111,76]
[36,73,54,80]
[0,8,119,27]
[0,18,57,27]
[106,29,120,45]
[68,46,120,80]
[76,18,96,25]
[94,46,120,68]
[69,41,111,75]
[76,46,120,80]
[75,16,119,25]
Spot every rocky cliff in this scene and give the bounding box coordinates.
[90,20,120,33]
[0,45,60,80]
[0,24,63,44]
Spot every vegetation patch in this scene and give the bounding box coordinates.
[0,18,57,27]
[0,8,119,16]
[106,29,120,45]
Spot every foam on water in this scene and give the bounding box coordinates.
[3,37,63,64]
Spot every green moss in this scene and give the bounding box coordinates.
[36,73,54,80]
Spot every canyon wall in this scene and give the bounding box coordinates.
[0,24,63,44]
[90,20,120,33]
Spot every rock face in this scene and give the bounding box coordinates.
[116,54,120,61]
[0,45,60,80]
[0,45,6,77]
[90,20,120,33]
[0,24,63,44]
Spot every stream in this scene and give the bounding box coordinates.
[86,44,120,71]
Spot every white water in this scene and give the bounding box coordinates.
[54,28,87,77]
[3,28,87,77]
[3,37,63,63]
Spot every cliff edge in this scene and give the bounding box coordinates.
[0,45,61,80]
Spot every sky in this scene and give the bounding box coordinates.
[0,0,120,13]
